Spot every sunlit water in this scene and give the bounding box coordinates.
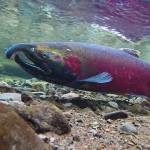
[0,0,150,77]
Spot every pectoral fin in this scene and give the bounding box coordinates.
[77,72,112,83]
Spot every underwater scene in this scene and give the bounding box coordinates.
[1,0,150,77]
[0,0,150,149]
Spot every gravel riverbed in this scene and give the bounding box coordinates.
[0,75,150,150]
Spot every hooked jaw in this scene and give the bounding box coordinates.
[5,43,52,79]
[5,43,35,58]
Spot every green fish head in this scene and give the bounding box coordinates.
[5,43,78,84]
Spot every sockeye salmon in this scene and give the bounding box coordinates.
[5,42,150,97]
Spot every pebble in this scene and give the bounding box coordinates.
[108,101,119,109]
[0,101,9,105]
[50,137,56,143]
[21,80,33,87]
[129,97,143,104]
[52,145,65,150]
[4,79,14,85]
[141,99,150,107]
[73,135,81,142]
[32,82,47,92]
[144,145,150,150]
[30,78,39,82]
[55,88,69,94]
[107,94,119,97]
[61,93,79,100]
[9,101,24,107]
[0,81,9,86]
[63,103,73,108]
[38,134,50,143]
[120,122,138,134]
[16,87,36,92]
[21,92,34,104]
[103,111,128,120]
[128,104,150,115]
[32,91,46,95]
[89,129,97,135]
[40,135,55,143]
[47,87,56,95]
[92,121,100,128]
[39,94,47,99]
[0,93,21,101]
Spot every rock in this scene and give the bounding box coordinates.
[21,79,33,87]
[73,135,81,142]
[128,104,150,115]
[82,108,97,117]
[30,78,39,82]
[129,97,143,104]
[55,88,69,94]
[39,94,47,99]
[0,85,21,93]
[108,101,119,109]
[16,87,36,92]
[0,85,34,105]
[9,101,24,107]
[15,101,71,135]
[141,99,150,108]
[4,79,14,85]
[21,92,34,104]
[32,91,46,95]
[92,121,100,128]
[61,92,79,100]
[0,81,9,86]
[32,82,47,92]
[0,101,9,105]
[38,134,51,143]
[0,93,21,101]
[102,106,117,113]
[144,145,150,150]
[107,94,119,97]
[0,103,48,150]
[46,87,56,95]
[63,103,73,108]
[89,129,97,135]
[120,122,138,134]
[103,111,128,120]
[71,99,98,111]
[52,145,65,150]
[63,111,72,118]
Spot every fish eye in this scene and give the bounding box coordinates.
[41,52,48,59]
[31,47,35,52]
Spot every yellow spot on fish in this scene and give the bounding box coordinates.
[36,45,73,57]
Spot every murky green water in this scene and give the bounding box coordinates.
[0,0,150,78]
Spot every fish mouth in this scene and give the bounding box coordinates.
[14,53,52,78]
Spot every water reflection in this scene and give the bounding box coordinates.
[48,0,150,40]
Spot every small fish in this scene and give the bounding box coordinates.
[5,42,150,97]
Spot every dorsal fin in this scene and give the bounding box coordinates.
[120,48,140,58]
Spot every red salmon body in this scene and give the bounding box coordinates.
[5,42,150,97]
